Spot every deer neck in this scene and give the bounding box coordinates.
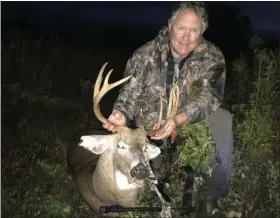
[94,150,115,180]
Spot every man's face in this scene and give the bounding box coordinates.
[169,9,203,58]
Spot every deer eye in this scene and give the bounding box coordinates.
[117,141,128,150]
[117,144,126,149]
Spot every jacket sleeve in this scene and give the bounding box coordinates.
[182,55,226,124]
[113,53,146,121]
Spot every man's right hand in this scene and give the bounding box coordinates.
[102,110,126,133]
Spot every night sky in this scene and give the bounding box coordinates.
[2,1,280,40]
[228,1,279,35]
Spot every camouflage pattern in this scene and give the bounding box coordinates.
[113,26,226,130]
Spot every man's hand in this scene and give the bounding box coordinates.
[102,110,126,133]
[150,119,177,140]
[150,112,188,140]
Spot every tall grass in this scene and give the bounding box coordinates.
[214,42,280,218]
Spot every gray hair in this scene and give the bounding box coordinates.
[168,1,209,32]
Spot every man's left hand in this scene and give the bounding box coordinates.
[150,112,188,140]
[150,119,177,140]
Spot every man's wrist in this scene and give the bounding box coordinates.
[174,112,188,127]
[112,109,128,122]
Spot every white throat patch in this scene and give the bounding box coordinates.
[115,171,137,190]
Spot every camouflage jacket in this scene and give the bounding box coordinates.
[113,26,226,130]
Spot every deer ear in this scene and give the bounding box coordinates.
[79,134,117,154]
[146,143,161,160]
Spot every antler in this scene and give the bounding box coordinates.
[147,84,180,136]
[93,62,132,125]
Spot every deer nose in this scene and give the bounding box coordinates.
[130,163,149,180]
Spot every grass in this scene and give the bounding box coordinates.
[2,29,279,218]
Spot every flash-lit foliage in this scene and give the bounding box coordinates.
[2,28,279,218]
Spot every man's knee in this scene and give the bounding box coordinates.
[209,108,232,122]
[209,108,233,136]
[208,108,234,166]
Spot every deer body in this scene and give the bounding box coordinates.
[67,63,179,217]
[69,128,161,216]
[75,151,139,210]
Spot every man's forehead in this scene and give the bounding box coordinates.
[172,10,203,29]
[173,8,202,23]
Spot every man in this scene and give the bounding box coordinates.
[102,1,232,216]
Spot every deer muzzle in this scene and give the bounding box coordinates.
[130,163,149,180]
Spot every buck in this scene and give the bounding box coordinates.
[67,63,180,217]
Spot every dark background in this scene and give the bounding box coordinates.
[2,1,279,51]
[2,1,280,37]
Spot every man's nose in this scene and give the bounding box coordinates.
[183,31,190,40]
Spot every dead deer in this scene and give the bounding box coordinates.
[67,62,180,217]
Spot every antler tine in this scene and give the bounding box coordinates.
[162,85,179,127]
[94,62,108,99]
[166,85,173,119]
[159,84,179,132]
[158,92,164,125]
[93,63,132,125]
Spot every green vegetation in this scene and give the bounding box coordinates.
[2,29,279,218]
